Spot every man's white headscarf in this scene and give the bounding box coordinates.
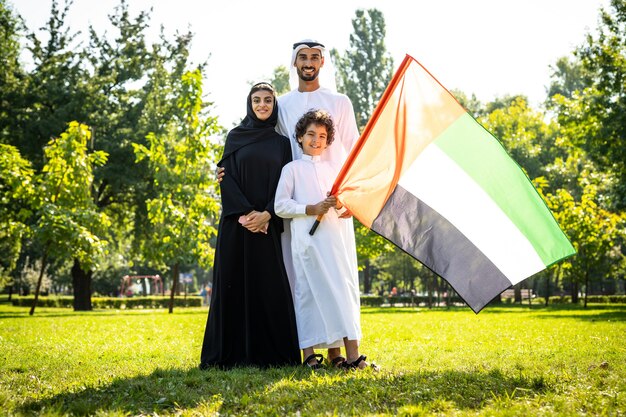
[289,38,338,92]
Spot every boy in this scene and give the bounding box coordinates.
[275,109,376,370]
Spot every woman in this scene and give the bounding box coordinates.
[200,83,300,368]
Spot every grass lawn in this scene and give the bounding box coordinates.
[1,302,625,416]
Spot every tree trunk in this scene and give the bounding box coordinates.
[436,278,442,306]
[585,272,589,308]
[71,258,93,311]
[29,251,49,316]
[514,282,522,303]
[363,259,371,294]
[427,276,433,309]
[168,263,179,314]
[545,270,552,307]
[571,279,579,304]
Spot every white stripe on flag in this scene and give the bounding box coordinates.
[398,144,546,284]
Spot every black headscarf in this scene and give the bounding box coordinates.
[219,83,281,165]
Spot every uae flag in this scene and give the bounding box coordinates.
[333,54,576,313]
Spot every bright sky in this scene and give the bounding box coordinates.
[14,0,608,127]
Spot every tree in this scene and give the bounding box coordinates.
[133,69,221,313]
[0,144,35,295]
[270,65,290,96]
[4,0,206,301]
[545,173,625,305]
[4,0,103,302]
[549,0,626,209]
[83,0,198,210]
[30,122,109,314]
[332,8,394,130]
[543,2,626,302]
[372,246,442,305]
[81,1,201,277]
[354,223,393,294]
[13,0,87,169]
[479,96,558,182]
[546,56,587,100]
[0,0,27,146]
[451,89,484,118]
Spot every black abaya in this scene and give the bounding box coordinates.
[200,90,300,368]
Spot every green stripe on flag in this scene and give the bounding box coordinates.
[433,113,574,266]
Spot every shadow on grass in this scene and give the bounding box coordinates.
[480,304,626,322]
[360,304,626,323]
[16,365,551,416]
[533,308,626,322]
[0,307,208,320]
[361,306,469,315]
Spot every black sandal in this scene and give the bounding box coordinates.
[330,355,347,368]
[343,355,380,371]
[303,353,324,370]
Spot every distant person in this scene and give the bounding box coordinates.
[199,83,300,369]
[199,285,211,306]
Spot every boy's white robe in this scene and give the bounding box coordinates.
[276,87,360,298]
[275,155,361,349]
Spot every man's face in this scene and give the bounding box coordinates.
[294,48,324,82]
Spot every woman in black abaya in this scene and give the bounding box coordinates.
[199,83,300,368]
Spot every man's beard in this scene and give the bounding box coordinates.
[297,67,319,81]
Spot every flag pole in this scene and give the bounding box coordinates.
[309,215,322,235]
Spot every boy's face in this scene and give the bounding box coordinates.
[298,123,328,156]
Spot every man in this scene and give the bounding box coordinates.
[277,39,360,369]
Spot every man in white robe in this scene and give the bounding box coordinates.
[276,40,361,367]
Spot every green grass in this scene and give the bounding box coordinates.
[1,303,625,416]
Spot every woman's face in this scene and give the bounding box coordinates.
[250,90,274,121]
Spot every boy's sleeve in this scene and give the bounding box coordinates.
[275,164,307,219]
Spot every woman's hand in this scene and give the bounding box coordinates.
[216,166,225,183]
[241,210,270,233]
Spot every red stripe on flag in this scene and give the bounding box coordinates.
[330,55,413,197]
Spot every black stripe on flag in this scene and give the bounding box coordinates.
[371,184,512,313]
